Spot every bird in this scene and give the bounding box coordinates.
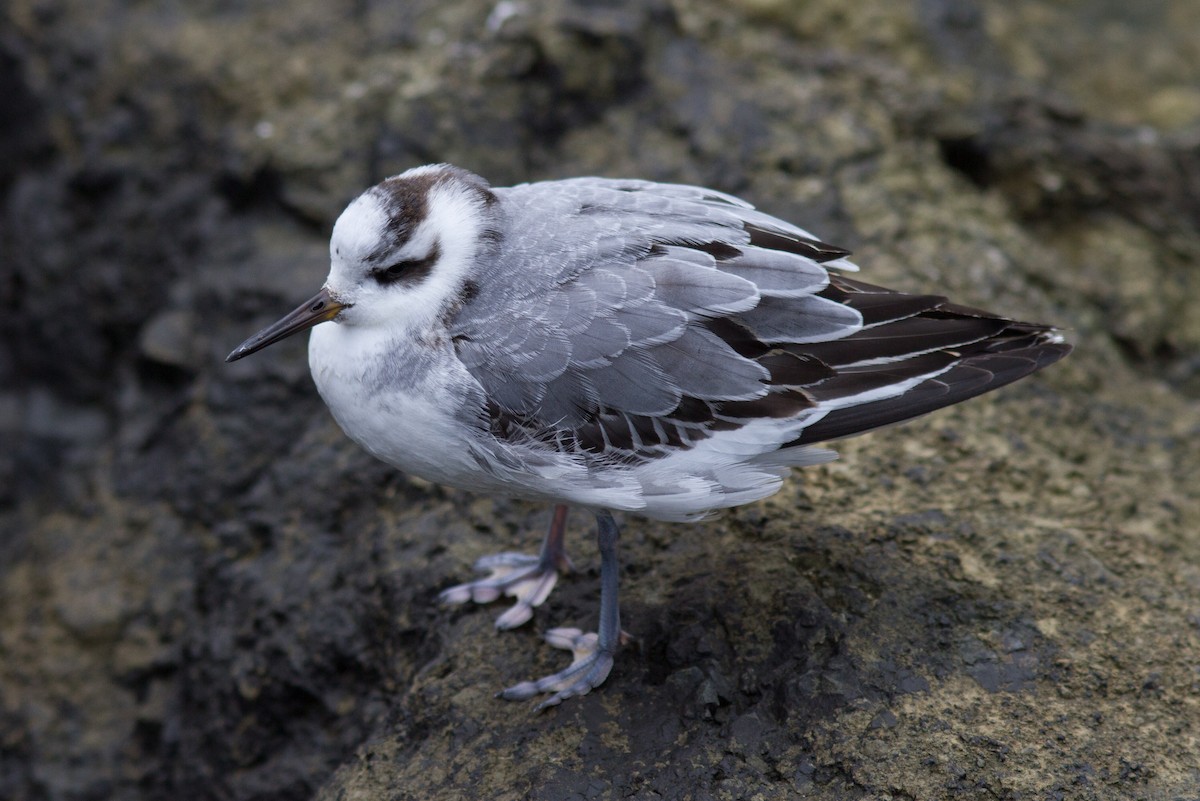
[226,164,1071,709]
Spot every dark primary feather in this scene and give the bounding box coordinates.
[795,342,1072,445]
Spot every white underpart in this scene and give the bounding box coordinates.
[309,323,487,486]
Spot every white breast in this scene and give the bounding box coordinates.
[307,322,485,487]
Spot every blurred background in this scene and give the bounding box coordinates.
[2,1,1198,799]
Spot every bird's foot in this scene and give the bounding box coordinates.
[497,627,617,710]
[439,551,572,630]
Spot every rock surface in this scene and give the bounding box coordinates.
[2,1,1199,799]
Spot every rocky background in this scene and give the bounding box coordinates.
[3,1,1199,799]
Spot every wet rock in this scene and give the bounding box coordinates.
[138,309,201,372]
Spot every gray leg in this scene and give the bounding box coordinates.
[499,510,622,710]
[440,504,573,629]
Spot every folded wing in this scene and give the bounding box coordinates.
[451,178,1069,474]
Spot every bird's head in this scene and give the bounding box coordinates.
[226,164,497,362]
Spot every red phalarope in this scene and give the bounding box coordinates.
[228,164,1070,709]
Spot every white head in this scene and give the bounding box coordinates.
[326,164,499,331]
[226,165,499,362]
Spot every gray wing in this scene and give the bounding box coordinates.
[450,177,859,458]
[451,177,1069,463]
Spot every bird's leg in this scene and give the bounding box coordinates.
[498,510,622,710]
[439,504,574,630]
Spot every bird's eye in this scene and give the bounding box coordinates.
[372,258,422,285]
[371,243,440,286]
[374,261,411,284]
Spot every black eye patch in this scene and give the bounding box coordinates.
[371,242,440,286]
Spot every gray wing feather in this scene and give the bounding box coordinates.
[535,371,597,426]
[649,327,769,400]
[571,315,632,368]
[642,257,760,316]
[738,295,861,343]
[586,352,682,416]
[576,268,631,308]
[512,333,571,382]
[722,247,829,297]
[616,264,656,304]
[611,302,687,346]
[475,364,543,413]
